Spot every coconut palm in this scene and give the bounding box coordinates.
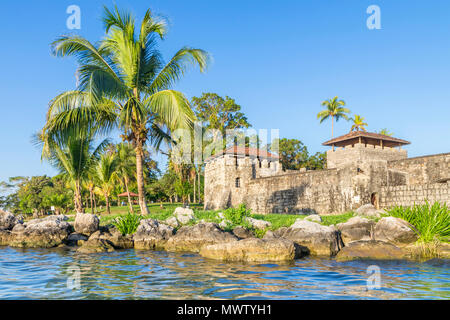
[317,96,351,137]
[41,5,210,214]
[36,130,110,213]
[350,115,368,132]
[94,153,119,215]
[116,143,136,213]
[379,128,393,136]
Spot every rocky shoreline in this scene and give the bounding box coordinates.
[1,208,449,262]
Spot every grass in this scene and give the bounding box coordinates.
[387,201,450,243]
[113,212,142,235]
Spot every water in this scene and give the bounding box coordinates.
[0,246,449,300]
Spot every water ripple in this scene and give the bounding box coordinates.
[0,246,449,299]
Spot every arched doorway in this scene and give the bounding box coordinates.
[371,192,379,209]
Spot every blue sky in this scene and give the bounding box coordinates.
[0,0,449,183]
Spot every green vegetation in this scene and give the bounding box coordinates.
[321,212,356,226]
[350,115,368,132]
[270,138,326,171]
[317,96,351,138]
[113,212,142,235]
[388,201,450,243]
[224,204,251,225]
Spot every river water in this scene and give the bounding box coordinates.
[0,246,448,300]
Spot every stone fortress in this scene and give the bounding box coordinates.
[204,131,450,214]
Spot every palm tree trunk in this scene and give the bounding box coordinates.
[124,177,134,213]
[135,145,149,215]
[331,116,334,138]
[105,193,111,214]
[193,170,197,204]
[90,188,94,214]
[74,181,83,213]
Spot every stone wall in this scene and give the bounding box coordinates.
[388,153,450,185]
[380,182,450,208]
[327,143,407,169]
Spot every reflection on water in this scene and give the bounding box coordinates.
[0,246,449,300]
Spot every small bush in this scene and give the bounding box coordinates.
[113,212,142,235]
[388,201,450,243]
[224,204,251,225]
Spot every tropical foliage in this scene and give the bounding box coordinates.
[113,212,142,235]
[350,115,368,132]
[317,96,350,137]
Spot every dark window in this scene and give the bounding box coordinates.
[235,177,241,188]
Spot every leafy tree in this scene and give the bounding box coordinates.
[317,96,350,137]
[350,115,368,132]
[42,5,210,215]
[94,153,119,214]
[17,176,52,217]
[272,138,308,170]
[305,152,327,170]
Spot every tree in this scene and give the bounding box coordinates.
[115,143,136,213]
[378,128,393,136]
[273,138,309,170]
[317,96,350,137]
[94,153,119,214]
[42,5,210,215]
[17,176,52,217]
[350,115,368,132]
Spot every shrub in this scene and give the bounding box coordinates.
[388,201,450,243]
[224,204,251,225]
[113,212,142,235]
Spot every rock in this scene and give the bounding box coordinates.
[133,219,174,250]
[336,240,409,261]
[273,219,343,256]
[89,227,134,249]
[0,210,22,231]
[232,226,254,239]
[173,207,195,224]
[305,214,322,223]
[245,217,272,230]
[355,204,382,218]
[200,238,301,262]
[165,222,238,253]
[0,230,13,246]
[374,217,419,245]
[77,238,115,254]
[336,216,375,243]
[66,233,89,246]
[164,216,180,228]
[9,216,71,248]
[74,213,99,236]
[219,219,232,229]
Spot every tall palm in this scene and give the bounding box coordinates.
[379,128,393,136]
[350,115,368,132]
[94,153,119,215]
[42,5,209,214]
[317,96,350,137]
[116,143,136,213]
[37,130,109,213]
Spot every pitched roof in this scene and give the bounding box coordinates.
[322,131,410,148]
[207,146,279,161]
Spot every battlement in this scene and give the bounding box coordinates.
[327,143,408,169]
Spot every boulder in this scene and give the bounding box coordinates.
[165,222,238,253]
[164,216,180,228]
[336,240,409,261]
[9,215,71,248]
[232,226,254,239]
[133,219,174,250]
[173,207,195,224]
[0,230,13,246]
[200,238,301,262]
[305,214,322,223]
[273,219,343,256]
[89,226,134,249]
[374,217,419,245]
[0,210,21,230]
[66,233,89,246]
[245,217,272,230]
[74,213,99,236]
[355,204,382,218]
[336,216,375,243]
[77,238,115,254]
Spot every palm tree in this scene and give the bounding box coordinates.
[350,115,368,132]
[94,153,119,214]
[41,5,210,215]
[116,143,136,213]
[378,128,393,136]
[317,96,351,137]
[37,130,109,213]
